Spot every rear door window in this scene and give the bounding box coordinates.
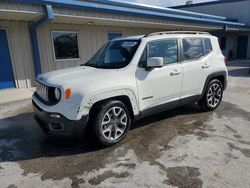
[203,38,212,54]
[182,38,204,61]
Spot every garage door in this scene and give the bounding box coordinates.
[0,29,15,89]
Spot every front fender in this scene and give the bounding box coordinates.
[76,89,139,120]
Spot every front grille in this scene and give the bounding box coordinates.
[36,81,49,102]
[35,82,59,105]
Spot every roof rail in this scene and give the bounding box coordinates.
[144,31,211,37]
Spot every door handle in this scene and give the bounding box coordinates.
[202,64,210,69]
[170,69,181,76]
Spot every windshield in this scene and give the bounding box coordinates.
[85,40,140,69]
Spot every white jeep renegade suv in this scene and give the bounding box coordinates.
[33,31,228,146]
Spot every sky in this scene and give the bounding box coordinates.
[114,0,216,7]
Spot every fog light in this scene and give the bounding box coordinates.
[49,114,61,119]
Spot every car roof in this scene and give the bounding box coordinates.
[111,35,144,41]
[111,31,213,42]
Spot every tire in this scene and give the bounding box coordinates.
[93,100,131,146]
[199,79,223,112]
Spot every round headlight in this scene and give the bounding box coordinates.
[54,88,61,101]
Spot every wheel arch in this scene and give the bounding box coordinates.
[89,95,135,120]
[78,89,139,120]
[199,71,227,100]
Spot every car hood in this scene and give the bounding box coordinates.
[37,66,119,86]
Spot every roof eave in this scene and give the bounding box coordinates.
[7,0,245,28]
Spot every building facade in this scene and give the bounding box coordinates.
[0,0,248,90]
[174,0,250,60]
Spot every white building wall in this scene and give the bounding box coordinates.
[180,1,250,25]
[37,23,157,73]
[0,20,35,88]
[180,1,250,59]
[2,1,248,89]
[0,19,157,89]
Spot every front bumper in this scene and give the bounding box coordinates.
[33,100,89,137]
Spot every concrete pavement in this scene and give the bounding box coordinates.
[0,88,35,105]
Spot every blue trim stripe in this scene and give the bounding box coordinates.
[30,28,42,76]
[172,0,247,9]
[92,0,226,20]
[10,0,245,27]
[30,5,54,76]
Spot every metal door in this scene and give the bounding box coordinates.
[0,29,15,89]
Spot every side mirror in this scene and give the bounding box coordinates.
[147,57,164,69]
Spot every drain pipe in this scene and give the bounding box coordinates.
[30,5,54,76]
[223,25,229,32]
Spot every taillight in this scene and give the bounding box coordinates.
[224,57,227,65]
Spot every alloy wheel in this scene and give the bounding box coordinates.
[207,83,222,108]
[101,106,128,141]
